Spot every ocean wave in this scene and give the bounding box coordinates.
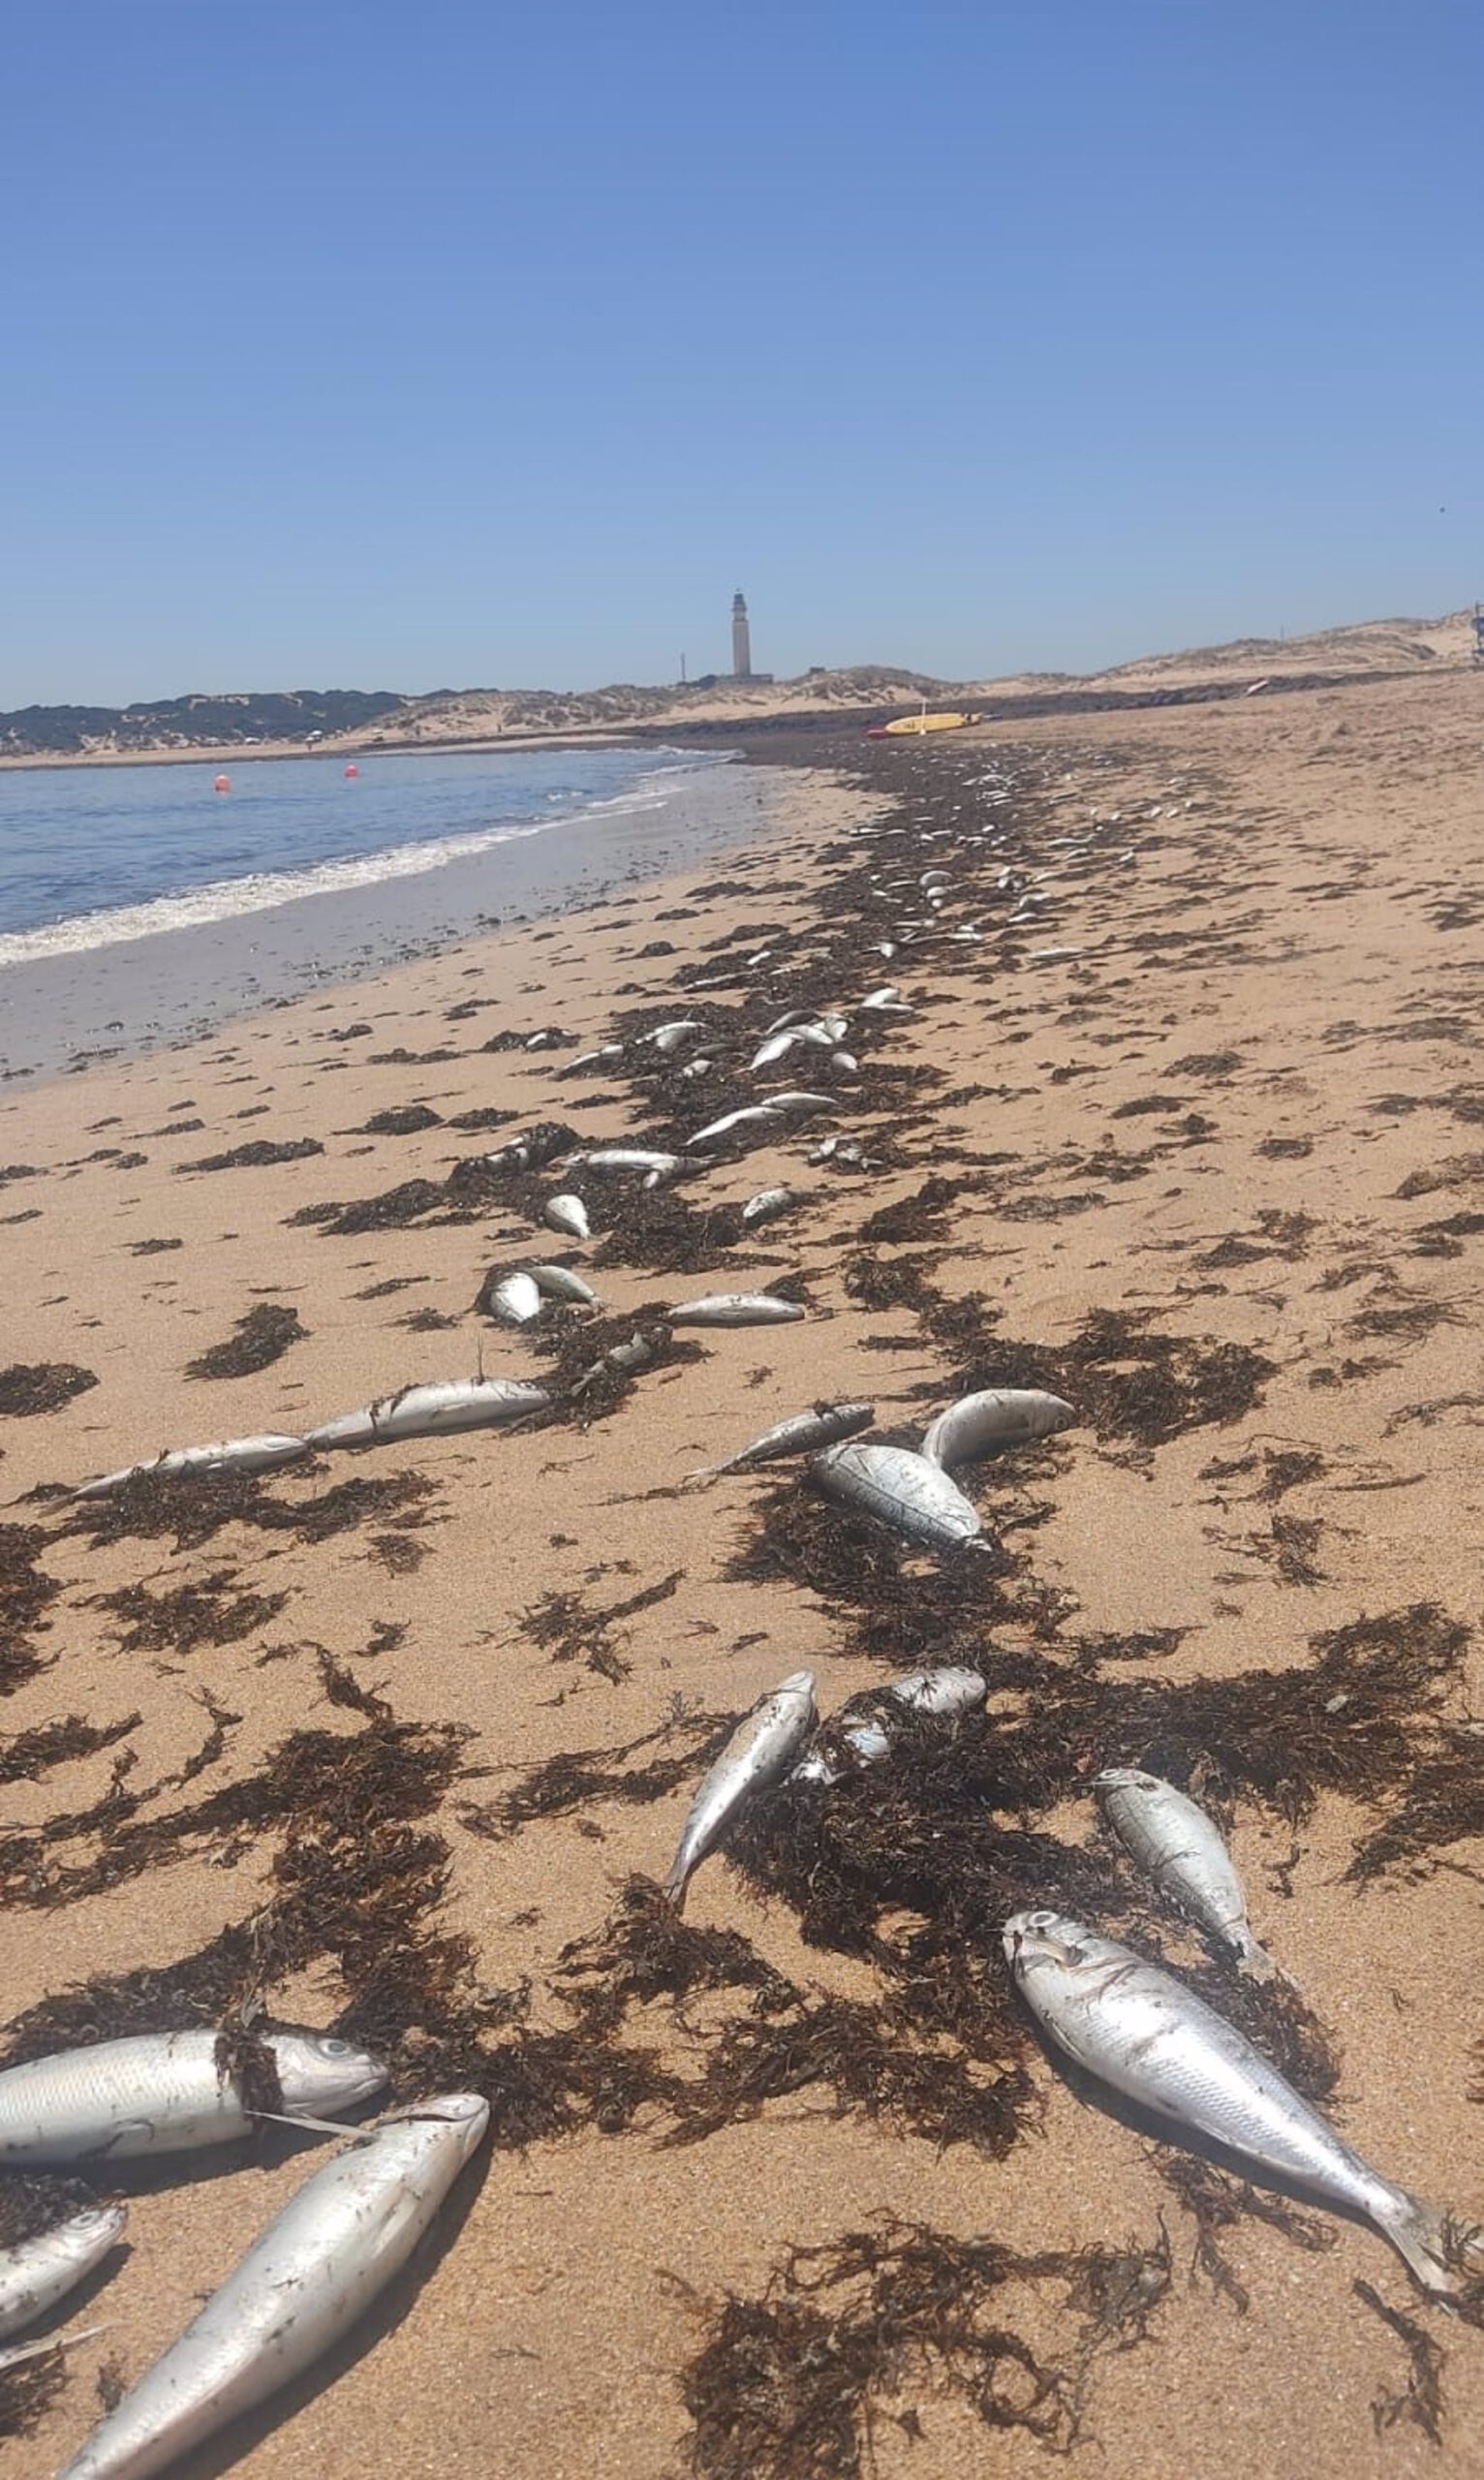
[0,779,693,968]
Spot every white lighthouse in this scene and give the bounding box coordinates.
[730,590,753,680]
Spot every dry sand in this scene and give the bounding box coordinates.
[3,674,1484,2478]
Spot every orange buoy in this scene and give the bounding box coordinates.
[214,773,231,792]
[344,763,360,779]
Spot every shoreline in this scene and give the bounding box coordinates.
[5,668,1484,2478]
[0,747,800,1087]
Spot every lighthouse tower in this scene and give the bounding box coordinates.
[731,591,753,680]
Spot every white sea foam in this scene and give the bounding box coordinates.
[0,773,704,969]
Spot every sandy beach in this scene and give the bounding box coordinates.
[4,671,1484,2480]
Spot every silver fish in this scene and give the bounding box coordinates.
[759,1090,833,1116]
[57,2093,490,2480]
[528,1263,600,1306]
[563,1042,624,1073]
[303,1377,549,1450]
[813,1442,988,1554]
[663,1672,817,1908]
[740,1184,804,1228]
[686,1104,785,1150]
[571,1147,682,1180]
[921,1388,1075,1469]
[749,1030,803,1070]
[542,1193,591,1240]
[647,1019,705,1053]
[570,1323,667,1399]
[668,1293,806,1328]
[679,1058,712,1080]
[1005,1912,1479,2295]
[488,1271,541,1327]
[71,1436,308,1500]
[0,2030,386,2164]
[790,1666,984,1785]
[1095,1769,1278,1981]
[686,1400,874,1481]
[478,1122,574,1172]
[0,2203,127,2342]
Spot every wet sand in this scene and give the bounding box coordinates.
[3,673,1484,2480]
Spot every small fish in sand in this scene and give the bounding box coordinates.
[790,1664,985,1784]
[679,1057,712,1080]
[303,1378,549,1450]
[563,1042,625,1074]
[663,1671,817,1908]
[860,986,912,1012]
[686,1399,874,1480]
[571,1147,683,1182]
[668,1292,806,1328]
[0,2030,386,2165]
[646,1018,705,1054]
[528,1264,600,1306]
[1095,1768,1279,1980]
[72,1435,308,1499]
[759,1090,834,1116]
[56,2093,490,2480]
[0,2203,128,2342]
[920,1387,1075,1469]
[685,1104,785,1150]
[487,1271,541,1327]
[813,1442,988,1554]
[1004,1911,1481,2295]
[570,1323,668,1399]
[543,1193,591,1240]
[740,1184,805,1227]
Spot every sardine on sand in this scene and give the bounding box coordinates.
[1095,1768,1279,1980]
[1005,1911,1481,2294]
[56,2093,490,2480]
[0,2030,386,2164]
[663,1670,817,1909]
[813,1442,989,1555]
[0,2203,128,2342]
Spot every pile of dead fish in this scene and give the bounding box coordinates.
[0,2028,489,2477]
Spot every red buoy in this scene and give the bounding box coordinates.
[344,763,360,779]
[214,773,231,792]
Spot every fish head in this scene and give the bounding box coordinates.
[1093,1766,1159,1795]
[1001,1908,1098,1976]
[268,2030,389,2116]
[776,1668,817,1710]
[61,2201,130,2251]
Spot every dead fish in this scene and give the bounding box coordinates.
[685,1104,784,1150]
[760,1090,834,1116]
[478,1120,576,1172]
[748,1030,803,1070]
[528,1264,600,1307]
[1095,1769,1279,1980]
[543,1193,591,1240]
[71,1435,308,1500]
[0,2030,386,2165]
[740,1184,804,1227]
[789,1665,985,1786]
[563,1042,624,1074]
[0,2203,128,2342]
[571,1147,682,1181]
[56,2093,490,2480]
[860,986,912,1012]
[921,1387,1075,1468]
[828,1051,860,1075]
[678,1057,712,1080]
[813,1442,988,1554]
[304,1377,549,1450]
[488,1271,541,1327]
[663,1671,817,1907]
[647,1018,704,1053]
[1004,1912,1481,2295]
[686,1399,873,1481]
[570,1323,668,1399]
[669,1292,806,1328]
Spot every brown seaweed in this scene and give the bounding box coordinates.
[0,1364,98,1418]
[185,1302,306,1380]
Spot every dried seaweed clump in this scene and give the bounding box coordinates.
[676,2216,1171,2477]
[1,1521,64,1696]
[0,1710,139,1789]
[178,1136,324,1173]
[459,1707,732,1839]
[185,1301,306,1380]
[95,1569,290,1655]
[0,1362,98,1417]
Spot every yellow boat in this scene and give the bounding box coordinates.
[868,705,982,738]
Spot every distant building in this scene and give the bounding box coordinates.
[727,590,773,685]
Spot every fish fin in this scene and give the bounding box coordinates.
[1376,2193,1481,2295]
[681,1466,719,1487]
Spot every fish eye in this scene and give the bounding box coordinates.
[316,2036,354,2057]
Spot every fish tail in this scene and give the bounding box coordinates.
[1234,1936,1280,1984]
[681,1466,719,1487]
[1376,2191,1484,2295]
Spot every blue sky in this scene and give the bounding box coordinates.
[3,1,1480,703]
